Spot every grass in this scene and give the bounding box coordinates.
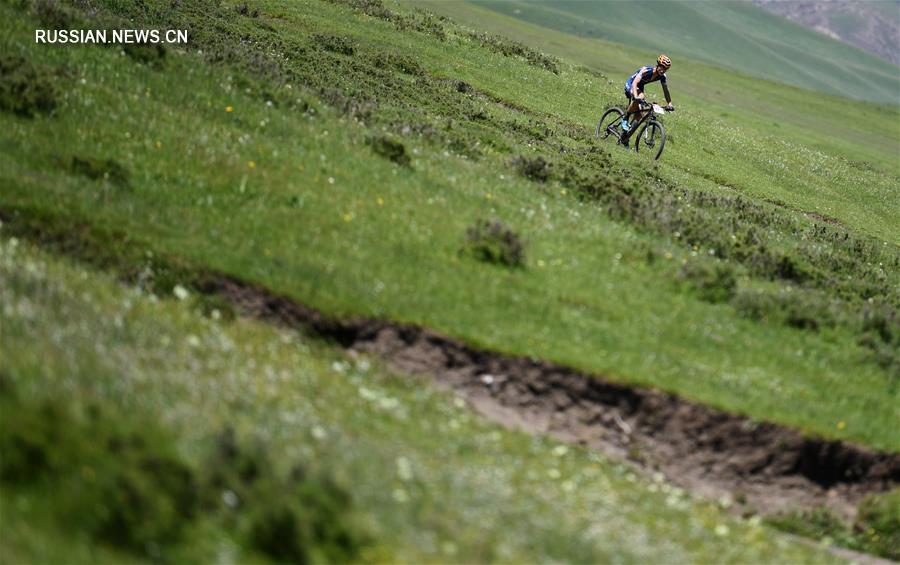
[0,237,841,563]
[467,0,900,104]
[416,0,900,177]
[766,490,900,561]
[0,0,898,453]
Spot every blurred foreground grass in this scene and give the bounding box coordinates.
[0,237,842,562]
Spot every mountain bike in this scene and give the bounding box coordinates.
[595,99,674,161]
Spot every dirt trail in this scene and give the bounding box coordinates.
[207,275,900,519]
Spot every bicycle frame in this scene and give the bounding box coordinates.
[623,102,660,132]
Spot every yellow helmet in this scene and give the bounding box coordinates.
[657,54,672,69]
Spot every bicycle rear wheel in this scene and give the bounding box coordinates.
[596,107,625,140]
[634,120,665,160]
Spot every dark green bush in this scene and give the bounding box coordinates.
[32,0,75,29]
[204,428,369,563]
[678,260,737,303]
[71,156,131,188]
[0,385,196,553]
[512,155,551,182]
[81,442,196,551]
[368,51,423,76]
[0,385,78,482]
[369,135,410,166]
[466,31,559,74]
[123,42,167,67]
[0,55,58,118]
[732,286,839,331]
[313,33,356,56]
[1,380,370,561]
[463,219,526,268]
[331,0,395,21]
[858,301,900,385]
[235,2,259,17]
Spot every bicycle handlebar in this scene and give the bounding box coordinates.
[637,99,675,112]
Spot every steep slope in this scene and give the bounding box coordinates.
[2,0,899,559]
[469,0,900,104]
[4,240,844,562]
[2,0,898,450]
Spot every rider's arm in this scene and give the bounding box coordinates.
[662,83,672,105]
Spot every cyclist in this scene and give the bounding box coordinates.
[622,55,674,143]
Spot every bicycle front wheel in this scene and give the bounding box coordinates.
[634,120,666,160]
[596,107,625,140]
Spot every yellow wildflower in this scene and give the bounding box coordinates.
[248,160,256,169]
[226,105,233,113]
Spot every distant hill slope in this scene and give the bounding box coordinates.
[752,0,900,66]
[470,0,900,104]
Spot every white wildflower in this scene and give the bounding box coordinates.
[396,456,413,482]
[173,285,189,300]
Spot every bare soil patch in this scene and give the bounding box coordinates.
[207,275,899,520]
[3,207,897,519]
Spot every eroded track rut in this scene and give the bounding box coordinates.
[208,276,900,519]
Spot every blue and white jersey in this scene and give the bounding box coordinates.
[625,66,667,92]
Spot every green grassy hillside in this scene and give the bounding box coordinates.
[1,0,898,447]
[1,0,899,559]
[2,239,844,562]
[470,0,900,104]
[419,0,900,176]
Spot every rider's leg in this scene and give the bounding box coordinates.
[625,86,645,130]
[624,99,640,130]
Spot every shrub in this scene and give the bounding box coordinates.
[678,260,737,303]
[0,385,196,553]
[0,55,58,118]
[0,383,78,482]
[204,429,369,563]
[313,33,356,56]
[123,42,167,68]
[512,155,551,182]
[454,80,472,93]
[858,301,899,386]
[369,135,410,166]
[397,8,447,41]
[466,31,558,74]
[732,286,839,331]
[235,2,259,17]
[32,0,75,29]
[334,0,396,21]
[82,439,196,551]
[368,51,423,76]
[1,382,370,560]
[463,219,526,268]
[71,156,130,187]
